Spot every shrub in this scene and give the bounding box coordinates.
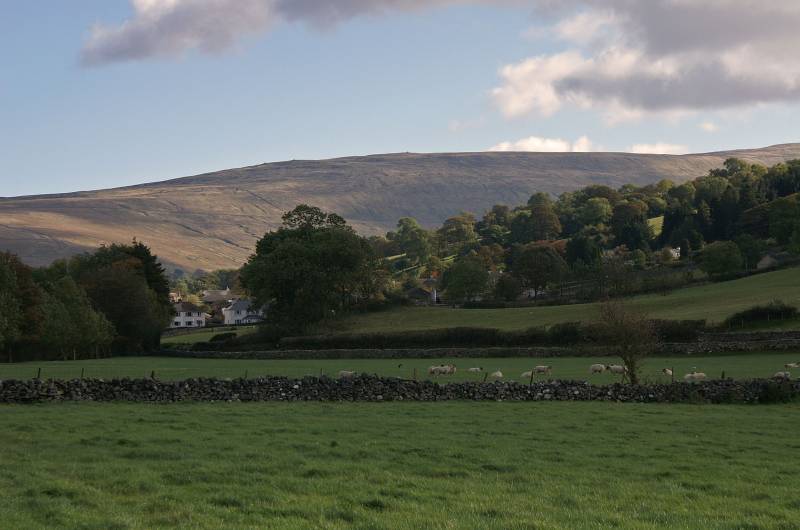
[723,300,798,328]
[209,332,237,343]
[651,319,706,343]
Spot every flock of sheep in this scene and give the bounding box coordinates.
[335,361,800,382]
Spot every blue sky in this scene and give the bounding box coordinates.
[2,1,800,197]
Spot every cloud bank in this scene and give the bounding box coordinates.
[489,135,596,152]
[493,0,800,120]
[81,0,470,65]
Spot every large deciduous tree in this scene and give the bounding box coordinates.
[241,205,384,331]
[596,299,658,385]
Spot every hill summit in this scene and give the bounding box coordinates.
[2,143,800,271]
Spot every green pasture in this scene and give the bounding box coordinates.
[2,353,798,384]
[161,326,258,345]
[0,401,798,529]
[338,267,800,332]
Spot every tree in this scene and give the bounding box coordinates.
[566,235,601,267]
[734,235,765,270]
[241,206,384,331]
[437,213,478,254]
[494,273,522,301]
[699,241,744,277]
[509,205,562,245]
[578,197,612,227]
[391,217,432,265]
[512,245,567,299]
[0,258,22,353]
[768,196,800,244]
[596,299,658,385]
[442,257,488,303]
[611,202,652,251]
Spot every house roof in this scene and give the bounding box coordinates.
[173,302,202,313]
[225,299,262,312]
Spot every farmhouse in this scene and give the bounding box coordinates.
[222,299,265,325]
[172,302,207,328]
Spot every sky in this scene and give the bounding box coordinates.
[2,0,800,197]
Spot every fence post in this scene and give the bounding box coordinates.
[80,368,85,380]
[36,368,41,380]
[529,371,535,387]
[150,370,156,380]
[244,370,248,380]
[671,367,674,383]
[413,368,417,381]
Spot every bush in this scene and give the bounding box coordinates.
[651,319,707,342]
[209,332,237,343]
[723,300,798,328]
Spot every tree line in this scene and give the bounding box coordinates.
[0,242,171,362]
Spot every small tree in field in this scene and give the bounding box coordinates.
[597,300,658,385]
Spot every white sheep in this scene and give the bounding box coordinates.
[467,367,483,373]
[785,362,799,369]
[443,364,457,375]
[773,371,791,380]
[533,365,552,375]
[683,371,707,382]
[490,370,503,379]
[338,370,356,379]
[521,371,533,379]
[607,364,628,375]
[589,363,606,374]
[428,365,445,376]
[662,368,673,377]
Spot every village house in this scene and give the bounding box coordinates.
[171,302,207,328]
[222,299,265,325]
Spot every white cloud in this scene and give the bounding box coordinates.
[699,121,719,133]
[627,143,688,155]
[489,135,597,152]
[492,1,800,120]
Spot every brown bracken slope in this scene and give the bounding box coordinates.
[2,144,799,271]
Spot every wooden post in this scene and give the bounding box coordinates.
[80,368,85,380]
[529,370,535,387]
[413,368,417,381]
[150,370,156,380]
[36,367,41,379]
[721,370,726,380]
[244,370,248,380]
[483,373,488,383]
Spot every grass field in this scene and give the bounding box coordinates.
[339,267,800,332]
[3,353,799,384]
[0,401,798,529]
[161,326,258,345]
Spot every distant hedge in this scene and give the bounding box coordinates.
[271,320,706,351]
[723,300,798,328]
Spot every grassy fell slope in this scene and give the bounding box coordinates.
[2,144,800,270]
[339,266,800,333]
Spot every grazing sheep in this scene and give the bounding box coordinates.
[428,365,445,376]
[338,370,356,379]
[662,368,673,377]
[533,365,552,375]
[683,371,707,382]
[467,367,483,373]
[521,371,533,379]
[490,370,503,379]
[773,371,792,380]
[443,364,457,375]
[785,362,799,369]
[589,363,606,374]
[607,364,628,375]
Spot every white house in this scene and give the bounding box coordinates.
[171,302,207,328]
[222,299,265,325]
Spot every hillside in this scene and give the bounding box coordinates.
[2,143,800,271]
[337,267,800,333]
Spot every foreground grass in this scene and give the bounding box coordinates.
[2,353,799,384]
[0,402,798,529]
[339,267,800,332]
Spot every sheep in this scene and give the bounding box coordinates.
[589,363,606,374]
[683,371,707,382]
[338,370,356,379]
[428,365,445,376]
[533,365,552,375]
[662,368,673,377]
[467,367,483,373]
[773,371,792,380]
[443,364,457,375]
[606,364,628,375]
[521,371,533,379]
[785,362,799,369]
[489,370,503,379]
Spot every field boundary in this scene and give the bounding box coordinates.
[1,376,797,404]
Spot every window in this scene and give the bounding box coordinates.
[187,321,193,326]
[174,321,181,327]
[196,320,203,327]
